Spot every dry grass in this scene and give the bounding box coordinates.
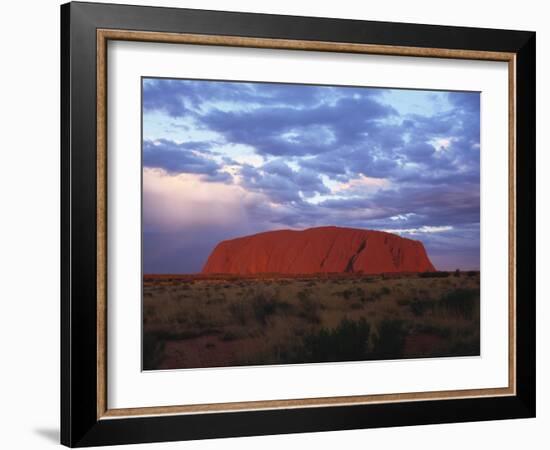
[143,272,480,370]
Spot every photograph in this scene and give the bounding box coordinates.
[141,78,481,370]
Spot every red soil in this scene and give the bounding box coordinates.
[403,333,445,356]
[159,335,265,370]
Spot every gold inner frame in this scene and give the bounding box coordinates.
[96,29,517,420]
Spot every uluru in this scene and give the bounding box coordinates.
[202,226,436,275]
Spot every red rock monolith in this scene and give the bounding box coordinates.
[202,226,436,275]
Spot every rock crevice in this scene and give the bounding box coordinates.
[345,240,367,273]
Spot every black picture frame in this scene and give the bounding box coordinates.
[61,1,536,447]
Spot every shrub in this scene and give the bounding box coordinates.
[293,318,371,363]
[143,304,157,325]
[252,290,291,325]
[252,292,276,324]
[413,323,452,339]
[191,310,214,329]
[438,288,479,320]
[142,332,165,370]
[354,287,369,303]
[409,299,436,317]
[297,289,312,302]
[228,301,247,325]
[448,337,480,356]
[298,293,321,324]
[221,331,238,341]
[372,319,407,359]
[252,293,276,324]
[419,271,450,278]
[379,286,391,296]
[335,289,353,300]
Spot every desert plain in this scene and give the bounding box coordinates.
[143,270,480,370]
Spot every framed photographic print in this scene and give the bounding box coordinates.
[60,1,536,447]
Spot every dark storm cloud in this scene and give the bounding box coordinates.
[143,139,230,181]
[143,79,255,117]
[144,79,330,117]
[143,78,385,115]
[200,95,397,157]
[240,160,330,203]
[300,145,398,180]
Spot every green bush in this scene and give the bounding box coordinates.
[142,332,165,370]
[221,331,238,341]
[379,286,391,295]
[335,289,353,300]
[297,288,311,301]
[413,323,452,339]
[293,318,371,363]
[298,292,321,324]
[372,319,407,359]
[228,301,247,325]
[409,299,436,317]
[452,340,480,356]
[418,271,450,278]
[438,288,479,320]
[252,291,290,324]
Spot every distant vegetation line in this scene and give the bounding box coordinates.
[143,270,480,283]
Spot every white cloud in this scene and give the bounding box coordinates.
[143,111,221,144]
[428,136,456,151]
[212,142,264,167]
[390,213,417,221]
[335,174,390,192]
[304,174,390,206]
[382,225,453,235]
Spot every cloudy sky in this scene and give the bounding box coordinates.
[142,78,480,274]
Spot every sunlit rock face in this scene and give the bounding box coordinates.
[202,226,436,275]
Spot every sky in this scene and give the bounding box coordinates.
[142,78,480,273]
